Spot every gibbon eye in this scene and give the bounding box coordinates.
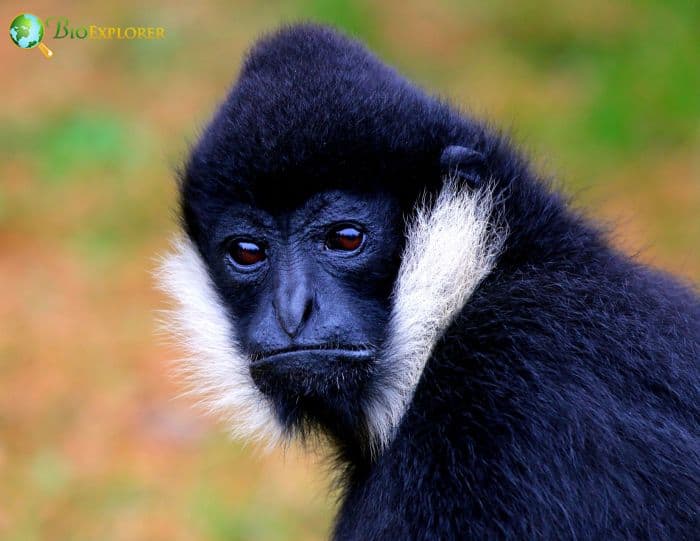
[326,225,364,252]
[228,239,266,266]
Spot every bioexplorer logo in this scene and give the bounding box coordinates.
[9,13,166,59]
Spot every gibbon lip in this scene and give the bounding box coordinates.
[250,343,375,364]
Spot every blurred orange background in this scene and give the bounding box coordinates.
[1,1,698,540]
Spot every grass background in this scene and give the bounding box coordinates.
[1,1,698,539]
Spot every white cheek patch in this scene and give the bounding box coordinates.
[155,178,504,455]
[155,238,284,448]
[365,178,506,451]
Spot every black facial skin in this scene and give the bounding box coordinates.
[203,189,404,446]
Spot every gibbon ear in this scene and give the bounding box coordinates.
[439,145,485,189]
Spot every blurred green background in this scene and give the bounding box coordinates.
[1,1,698,540]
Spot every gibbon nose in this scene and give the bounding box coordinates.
[273,265,315,338]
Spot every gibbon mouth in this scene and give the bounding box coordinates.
[250,343,375,364]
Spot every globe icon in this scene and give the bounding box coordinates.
[9,13,53,58]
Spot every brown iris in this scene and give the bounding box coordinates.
[326,225,364,252]
[228,240,266,266]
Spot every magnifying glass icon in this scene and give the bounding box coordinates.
[9,13,54,59]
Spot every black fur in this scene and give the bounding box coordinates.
[180,24,700,540]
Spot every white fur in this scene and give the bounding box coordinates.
[156,238,284,447]
[156,178,504,452]
[365,179,505,450]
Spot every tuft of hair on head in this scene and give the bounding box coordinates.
[155,237,285,449]
[364,177,507,453]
